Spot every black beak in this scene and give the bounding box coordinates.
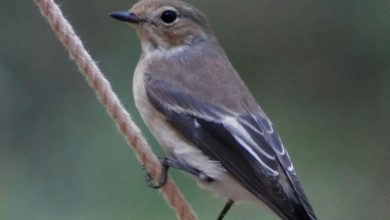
[109,11,143,23]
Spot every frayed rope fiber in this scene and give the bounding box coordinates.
[33,0,197,219]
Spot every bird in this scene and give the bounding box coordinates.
[109,0,316,219]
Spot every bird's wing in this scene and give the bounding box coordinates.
[145,75,316,220]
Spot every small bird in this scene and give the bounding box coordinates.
[110,0,316,219]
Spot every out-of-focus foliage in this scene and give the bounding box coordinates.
[1,0,389,219]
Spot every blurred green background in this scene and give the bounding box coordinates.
[1,0,389,219]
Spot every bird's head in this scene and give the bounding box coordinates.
[110,0,212,52]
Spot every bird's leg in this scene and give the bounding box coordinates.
[145,157,207,188]
[217,199,235,220]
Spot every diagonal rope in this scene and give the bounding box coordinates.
[33,0,197,219]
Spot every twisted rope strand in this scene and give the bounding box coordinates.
[33,0,197,219]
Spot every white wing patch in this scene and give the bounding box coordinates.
[222,116,279,177]
[194,119,201,128]
[253,114,286,156]
[239,117,265,135]
[167,104,220,122]
[275,136,286,155]
[254,114,274,134]
[285,151,296,173]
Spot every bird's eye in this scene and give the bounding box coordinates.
[160,10,178,24]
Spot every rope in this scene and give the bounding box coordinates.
[33,0,197,219]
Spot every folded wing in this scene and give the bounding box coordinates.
[145,76,316,220]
